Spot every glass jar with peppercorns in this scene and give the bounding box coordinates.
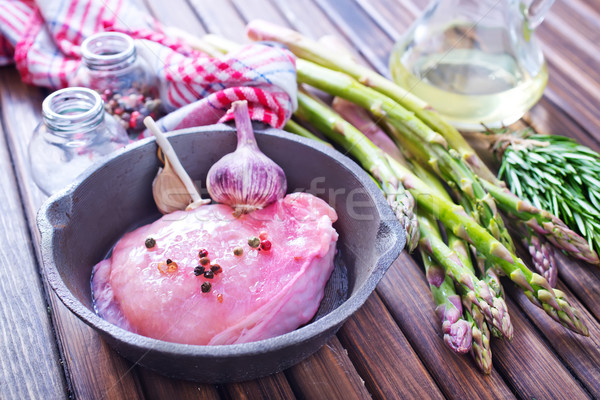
[72,32,164,137]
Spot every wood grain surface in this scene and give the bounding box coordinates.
[1,0,599,399]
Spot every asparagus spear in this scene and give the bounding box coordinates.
[447,232,494,373]
[420,242,473,354]
[408,159,509,346]
[245,19,498,183]
[417,212,512,338]
[513,222,558,287]
[294,90,588,336]
[332,97,405,163]
[284,119,329,145]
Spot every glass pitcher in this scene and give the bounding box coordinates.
[389,0,554,130]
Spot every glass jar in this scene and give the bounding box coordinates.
[29,87,129,195]
[72,32,164,136]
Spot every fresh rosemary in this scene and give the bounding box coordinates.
[498,130,600,257]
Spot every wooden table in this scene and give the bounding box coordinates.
[2,0,600,398]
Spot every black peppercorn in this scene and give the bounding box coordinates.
[166,258,173,265]
[198,249,208,258]
[193,265,205,276]
[145,237,156,249]
[201,282,212,293]
[210,264,222,274]
[204,270,214,279]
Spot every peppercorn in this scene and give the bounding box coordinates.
[201,282,212,293]
[204,270,214,279]
[233,246,244,256]
[144,237,156,249]
[166,258,173,265]
[158,260,178,274]
[198,249,209,258]
[200,257,210,266]
[167,262,178,273]
[248,236,260,248]
[260,239,272,251]
[210,264,222,274]
[193,265,205,276]
[259,231,268,240]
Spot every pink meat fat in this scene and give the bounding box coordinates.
[92,192,338,345]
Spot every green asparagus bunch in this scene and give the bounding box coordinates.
[294,90,588,337]
[333,98,497,368]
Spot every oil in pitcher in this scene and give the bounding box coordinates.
[389,0,554,130]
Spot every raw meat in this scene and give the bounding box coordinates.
[92,192,338,345]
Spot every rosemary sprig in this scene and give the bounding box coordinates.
[498,129,600,258]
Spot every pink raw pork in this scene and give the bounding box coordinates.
[92,192,338,345]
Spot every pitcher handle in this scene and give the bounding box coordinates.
[522,0,555,31]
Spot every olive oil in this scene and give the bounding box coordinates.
[390,44,548,131]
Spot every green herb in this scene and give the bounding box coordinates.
[498,129,600,257]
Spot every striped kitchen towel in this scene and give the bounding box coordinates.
[0,0,297,131]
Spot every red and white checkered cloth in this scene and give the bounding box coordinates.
[0,0,297,131]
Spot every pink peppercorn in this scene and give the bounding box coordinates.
[260,240,272,251]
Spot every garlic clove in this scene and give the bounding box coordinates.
[145,116,210,214]
[152,149,193,214]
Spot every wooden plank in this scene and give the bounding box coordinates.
[337,292,445,399]
[312,0,392,74]
[231,0,288,26]
[0,92,67,400]
[136,367,221,400]
[285,337,371,399]
[489,293,590,399]
[503,281,600,398]
[221,373,296,399]
[377,254,515,399]
[144,0,207,36]
[353,0,420,41]
[0,69,146,400]
[270,0,366,64]
[187,0,249,43]
[524,98,600,150]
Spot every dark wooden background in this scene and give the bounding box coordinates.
[1,0,599,399]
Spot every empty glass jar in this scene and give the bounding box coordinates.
[72,32,163,135]
[29,87,129,195]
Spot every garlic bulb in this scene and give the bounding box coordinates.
[207,100,287,216]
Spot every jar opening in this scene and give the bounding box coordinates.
[42,87,105,133]
[81,32,136,70]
